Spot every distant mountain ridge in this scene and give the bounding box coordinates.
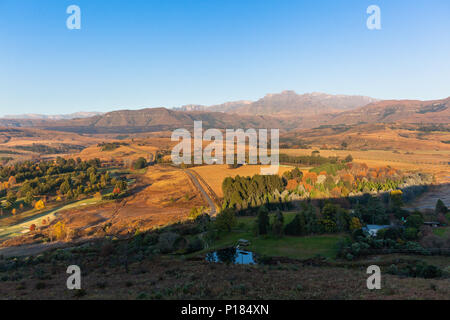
[219,91,378,116]
[175,91,377,116]
[2,112,104,120]
[1,92,448,134]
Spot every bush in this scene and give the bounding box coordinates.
[133,157,147,170]
[34,200,45,211]
[186,237,204,253]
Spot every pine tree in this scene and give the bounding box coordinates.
[257,206,270,235]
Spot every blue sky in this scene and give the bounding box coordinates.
[0,0,449,116]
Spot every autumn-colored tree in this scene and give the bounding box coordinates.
[8,176,16,187]
[302,172,317,185]
[331,187,342,198]
[35,200,45,211]
[286,179,299,191]
[51,221,67,241]
[349,217,362,231]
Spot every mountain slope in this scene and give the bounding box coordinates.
[30,108,297,133]
[219,91,378,116]
[325,97,450,125]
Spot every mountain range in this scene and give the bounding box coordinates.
[2,112,104,120]
[0,91,448,134]
[175,91,377,116]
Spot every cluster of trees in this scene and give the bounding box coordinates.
[254,202,363,238]
[222,174,284,211]
[222,161,418,216]
[0,157,128,214]
[0,157,101,183]
[279,153,339,166]
[98,142,129,152]
[285,162,426,200]
[15,144,84,154]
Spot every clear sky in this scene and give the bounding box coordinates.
[0,0,449,116]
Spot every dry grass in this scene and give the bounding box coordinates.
[1,255,448,300]
[2,165,206,246]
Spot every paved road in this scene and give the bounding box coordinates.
[183,170,217,216]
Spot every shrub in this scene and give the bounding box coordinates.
[345,154,353,163]
[133,157,147,170]
[34,200,45,211]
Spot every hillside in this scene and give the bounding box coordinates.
[13,108,297,134]
[325,98,450,125]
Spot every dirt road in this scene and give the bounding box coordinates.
[183,170,217,216]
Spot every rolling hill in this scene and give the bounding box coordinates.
[325,98,450,125]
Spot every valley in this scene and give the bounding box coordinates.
[0,92,449,300]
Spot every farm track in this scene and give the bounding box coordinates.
[186,169,222,207]
[183,170,217,216]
